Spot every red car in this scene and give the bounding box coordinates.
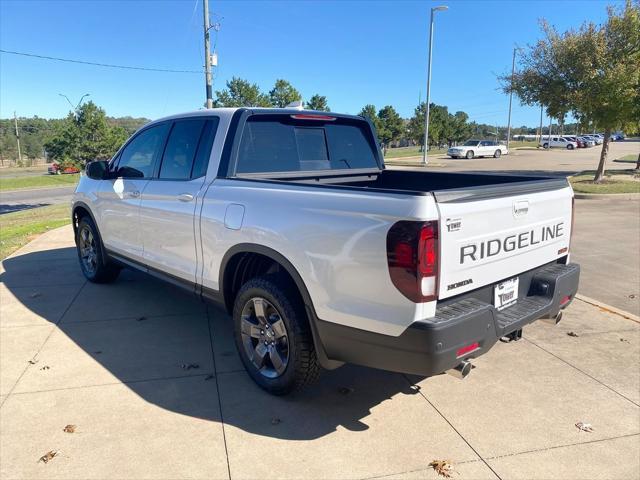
[48,163,80,175]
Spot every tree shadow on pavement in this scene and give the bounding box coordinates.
[1,247,424,440]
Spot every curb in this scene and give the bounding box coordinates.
[575,294,640,323]
[574,192,640,200]
[386,162,446,168]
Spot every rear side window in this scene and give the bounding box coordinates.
[158,118,219,180]
[235,115,379,174]
[159,119,205,180]
[117,123,169,178]
[191,118,219,178]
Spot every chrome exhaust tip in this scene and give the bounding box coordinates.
[542,311,563,325]
[446,360,472,380]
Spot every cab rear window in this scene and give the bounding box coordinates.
[234,115,380,174]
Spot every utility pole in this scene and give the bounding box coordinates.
[203,0,213,109]
[506,46,519,150]
[13,111,22,165]
[422,5,448,165]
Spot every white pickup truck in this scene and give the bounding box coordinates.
[73,108,580,395]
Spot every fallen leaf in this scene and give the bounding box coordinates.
[93,350,102,355]
[29,291,42,298]
[567,331,579,337]
[38,450,58,464]
[629,294,636,299]
[575,422,594,432]
[181,363,200,370]
[40,366,50,371]
[28,359,39,365]
[63,424,76,433]
[429,459,456,478]
[338,387,354,395]
[620,338,629,343]
[136,316,147,322]
[204,374,214,381]
[271,417,281,425]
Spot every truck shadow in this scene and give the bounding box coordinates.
[1,247,424,440]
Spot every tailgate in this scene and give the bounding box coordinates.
[435,180,573,299]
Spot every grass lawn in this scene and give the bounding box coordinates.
[0,165,49,176]
[613,153,639,164]
[0,204,71,260]
[385,146,447,160]
[510,140,540,149]
[570,169,640,194]
[0,173,79,191]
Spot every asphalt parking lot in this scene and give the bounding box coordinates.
[1,226,639,479]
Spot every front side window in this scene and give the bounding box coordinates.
[117,124,169,178]
[235,115,379,174]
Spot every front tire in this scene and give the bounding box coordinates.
[543,143,549,149]
[465,150,474,159]
[567,144,574,150]
[76,217,120,283]
[233,275,320,395]
[494,149,502,158]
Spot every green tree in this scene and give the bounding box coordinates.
[450,111,473,144]
[213,77,271,107]
[408,102,427,150]
[358,104,382,137]
[503,1,640,182]
[377,105,404,151]
[45,101,127,167]
[268,79,302,108]
[306,94,330,111]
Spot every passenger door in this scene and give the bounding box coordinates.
[479,140,492,156]
[96,123,170,259]
[139,117,219,283]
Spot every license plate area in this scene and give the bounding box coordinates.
[494,277,519,311]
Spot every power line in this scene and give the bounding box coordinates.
[0,49,203,74]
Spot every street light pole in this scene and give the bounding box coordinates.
[422,5,448,165]
[506,46,519,150]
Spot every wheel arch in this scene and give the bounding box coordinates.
[218,243,342,370]
[71,201,98,238]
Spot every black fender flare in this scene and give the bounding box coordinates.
[219,243,343,370]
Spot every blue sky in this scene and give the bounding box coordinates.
[0,0,619,126]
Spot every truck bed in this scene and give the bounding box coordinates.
[253,168,569,201]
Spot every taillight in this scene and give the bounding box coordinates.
[387,221,439,302]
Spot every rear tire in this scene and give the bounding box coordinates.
[465,150,474,159]
[233,275,320,395]
[567,144,574,150]
[494,149,501,158]
[76,216,120,283]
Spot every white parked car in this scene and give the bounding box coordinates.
[447,140,508,159]
[582,134,602,145]
[577,136,596,147]
[540,136,578,150]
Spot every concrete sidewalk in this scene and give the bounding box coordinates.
[1,226,638,479]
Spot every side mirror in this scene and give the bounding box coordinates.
[86,160,109,180]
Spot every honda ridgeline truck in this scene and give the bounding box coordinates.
[72,108,580,395]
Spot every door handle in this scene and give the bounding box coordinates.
[178,193,194,202]
[125,190,140,198]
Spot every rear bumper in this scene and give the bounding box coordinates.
[315,262,580,377]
